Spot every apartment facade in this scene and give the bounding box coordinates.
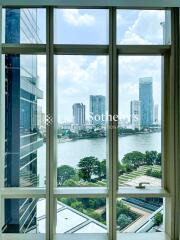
[4,8,43,233]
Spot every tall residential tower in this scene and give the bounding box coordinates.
[90,95,105,125]
[139,77,153,128]
[72,103,86,125]
[4,9,43,233]
[130,100,141,130]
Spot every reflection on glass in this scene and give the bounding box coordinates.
[56,198,107,233]
[4,54,46,188]
[54,9,108,44]
[118,56,162,187]
[56,55,107,187]
[2,198,46,234]
[117,10,171,45]
[117,198,164,233]
[2,8,46,43]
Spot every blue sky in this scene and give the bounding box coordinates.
[37,9,166,123]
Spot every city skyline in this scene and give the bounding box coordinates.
[43,10,165,123]
[58,80,159,127]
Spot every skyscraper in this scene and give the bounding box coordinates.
[139,77,153,128]
[4,9,43,233]
[154,104,159,124]
[130,100,140,130]
[72,103,86,125]
[90,95,105,125]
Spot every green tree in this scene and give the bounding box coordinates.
[117,214,132,230]
[122,151,145,170]
[63,179,78,186]
[57,165,76,186]
[156,153,161,165]
[78,156,101,182]
[100,159,106,178]
[145,151,158,165]
[146,168,162,179]
[71,201,83,212]
[154,212,163,226]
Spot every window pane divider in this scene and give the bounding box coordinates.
[0,187,46,198]
[2,44,46,54]
[117,232,171,240]
[1,233,45,240]
[54,187,108,198]
[1,0,179,8]
[108,7,117,240]
[54,44,109,55]
[46,6,56,240]
[117,45,171,55]
[117,187,169,198]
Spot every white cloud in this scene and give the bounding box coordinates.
[56,56,107,121]
[117,13,124,26]
[120,10,164,44]
[62,9,96,26]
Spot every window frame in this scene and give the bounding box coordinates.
[0,3,179,240]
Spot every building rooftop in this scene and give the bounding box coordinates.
[36,198,163,234]
[36,199,107,234]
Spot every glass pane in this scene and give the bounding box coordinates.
[117,10,171,45]
[118,56,162,187]
[2,8,46,43]
[116,197,164,233]
[2,198,46,234]
[3,55,46,187]
[54,9,108,44]
[56,198,107,233]
[55,55,108,187]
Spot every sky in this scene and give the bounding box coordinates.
[36,9,167,123]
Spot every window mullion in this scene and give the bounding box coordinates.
[108,7,117,240]
[172,7,180,240]
[46,6,56,240]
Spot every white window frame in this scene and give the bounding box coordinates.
[0,2,179,240]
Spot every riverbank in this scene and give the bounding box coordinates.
[37,132,161,186]
[57,130,161,143]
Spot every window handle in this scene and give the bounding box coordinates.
[136,182,150,189]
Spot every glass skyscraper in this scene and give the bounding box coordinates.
[90,95,105,126]
[72,103,86,125]
[139,77,153,128]
[4,9,43,233]
[130,100,140,130]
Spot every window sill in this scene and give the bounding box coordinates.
[1,232,171,240]
[54,187,108,197]
[117,233,171,240]
[117,187,170,197]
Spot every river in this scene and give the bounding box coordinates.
[37,132,161,186]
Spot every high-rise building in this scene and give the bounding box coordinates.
[72,103,86,125]
[139,77,153,128]
[154,104,159,124]
[4,9,43,233]
[130,100,141,130]
[90,95,105,125]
